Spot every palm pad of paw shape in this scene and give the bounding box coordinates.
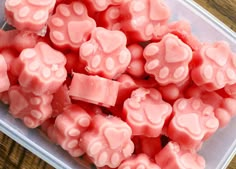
[54,104,91,157]
[80,114,134,168]
[144,34,192,85]
[191,41,236,91]
[5,0,56,32]
[118,154,161,169]
[120,0,170,41]
[0,54,10,92]
[8,85,53,128]
[123,87,172,137]
[168,97,219,149]
[18,42,67,95]
[48,2,96,50]
[79,27,131,79]
[155,141,206,169]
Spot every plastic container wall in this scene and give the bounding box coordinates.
[0,0,235,169]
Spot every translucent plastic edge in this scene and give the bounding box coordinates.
[0,0,235,169]
[0,120,70,169]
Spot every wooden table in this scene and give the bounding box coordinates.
[0,0,236,169]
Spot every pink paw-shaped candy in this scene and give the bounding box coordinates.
[80,114,134,168]
[191,41,236,91]
[54,104,92,157]
[79,27,131,79]
[18,42,67,95]
[8,85,53,128]
[123,87,172,137]
[118,154,161,169]
[69,73,120,107]
[97,5,122,30]
[48,2,96,50]
[120,0,170,41]
[168,97,219,149]
[155,141,206,169]
[0,54,10,92]
[5,0,56,32]
[144,34,192,85]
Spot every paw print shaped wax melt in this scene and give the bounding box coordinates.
[80,114,134,168]
[80,27,131,79]
[48,1,96,50]
[18,42,67,95]
[118,154,161,169]
[191,41,236,91]
[123,87,172,137]
[120,0,170,41]
[144,34,192,85]
[5,0,56,32]
[168,97,219,149]
[8,85,53,128]
[54,104,92,157]
[155,141,206,169]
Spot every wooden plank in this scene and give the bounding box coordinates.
[0,0,236,169]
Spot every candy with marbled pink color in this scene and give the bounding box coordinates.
[0,54,10,93]
[51,84,71,117]
[120,0,170,41]
[80,27,131,79]
[224,83,236,97]
[69,73,120,107]
[168,97,219,149]
[144,34,192,85]
[5,0,56,32]
[127,44,146,78]
[97,5,122,30]
[191,41,236,91]
[8,85,53,128]
[48,1,96,50]
[80,114,134,168]
[18,42,67,95]
[118,154,161,169]
[123,87,172,137]
[0,29,39,52]
[155,141,206,169]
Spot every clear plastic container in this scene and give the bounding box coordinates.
[0,0,235,169]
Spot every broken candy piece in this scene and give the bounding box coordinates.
[5,0,56,32]
[48,1,96,50]
[118,154,161,169]
[18,42,67,95]
[69,73,120,107]
[79,27,131,79]
[144,34,192,85]
[80,114,134,168]
[155,141,206,169]
[123,87,172,137]
[168,97,219,149]
[8,85,53,128]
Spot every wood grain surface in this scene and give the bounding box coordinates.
[0,0,236,169]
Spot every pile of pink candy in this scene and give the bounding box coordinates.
[0,0,236,168]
